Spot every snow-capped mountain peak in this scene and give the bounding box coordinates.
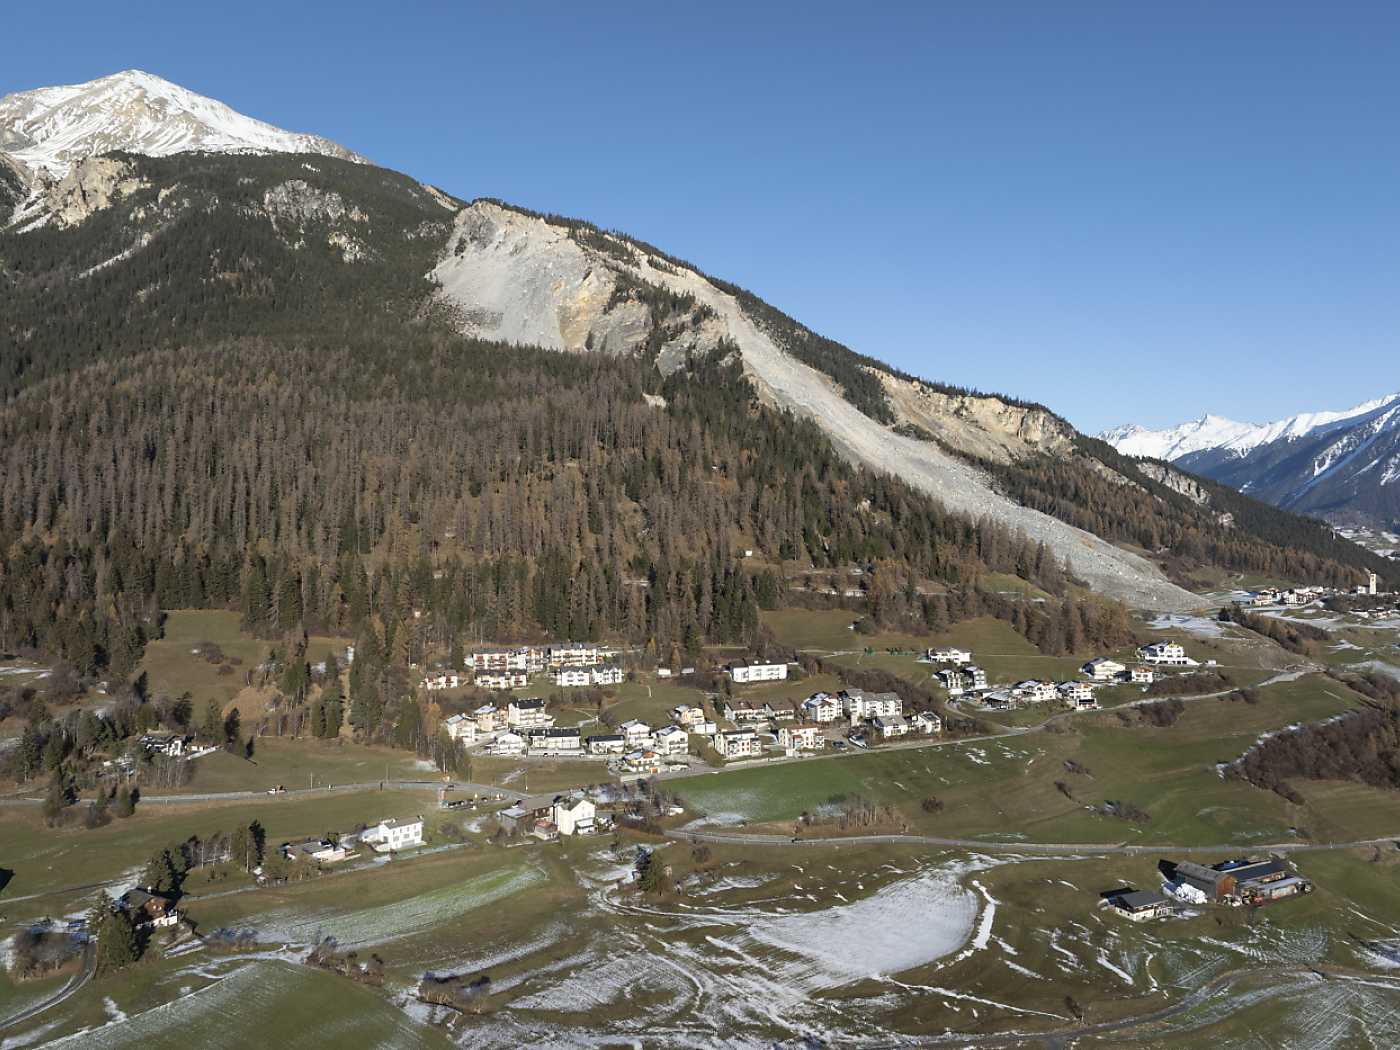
[0,70,368,176]
[1098,413,1263,461]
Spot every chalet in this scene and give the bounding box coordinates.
[476,671,529,691]
[801,692,844,723]
[586,733,627,754]
[927,647,972,665]
[724,701,768,725]
[443,713,476,744]
[840,689,902,720]
[473,703,504,732]
[619,719,654,747]
[527,727,582,756]
[551,793,596,835]
[555,665,593,688]
[1129,664,1156,684]
[777,723,823,750]
[871,714,911,739]
[1250,589,1281,606]
[912,710,942,735]
[1084,658,1125,681]
[765,701,799,723]
[1109,889,1171,922]
[1137,641,1193,666]
[284,838,347,864]
[964,666,989,690]
[592,664,625,686]
[365,815,424,852]
[727,658,788,683]
[983,690,1019,709]
[622,750,663,774]
[119,889,180,928]
[493,730,527,755]
[653,725,690,756]
[713,729,761,758]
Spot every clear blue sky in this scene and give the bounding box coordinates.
[6,2,1398,434]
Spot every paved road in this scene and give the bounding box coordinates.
[0,938,95,1033]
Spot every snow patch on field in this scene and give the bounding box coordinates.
[246,863,545,948]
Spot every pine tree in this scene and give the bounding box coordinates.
[91,895,140,974]
[117,785,135,818]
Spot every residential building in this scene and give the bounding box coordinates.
[622,750,663,774]
[527,727,582,756]
[442,714,476,744]
[927,647,972,665]
[840,689,902,720]
[366,815,424,852]
[586,733,627,754]
[1014,680,1058,703]
[965,666,989,690]
[871,714,911,738]
[653,725,690,756]
[1110,889,1171,921]
[671,705,708,728]
[472,647,528,673]
[1059,681,1096,706]
[912,711,942,735]
[777,723,823,750]
[139,732,187,757]
[765,701,799,723]
[592,664,625,686]
[724,701,767,724]
[1137,641,1192,666]
[119,889,180,928]
[1129,664,1156,684]
[801,692,844,723]
[423,673,463,691]
[508,697,551,729]
[551,793,596,835]
[555,665,592,688]
[476,671,529,691]
[619,719,654,747]
[284,839,347,864]
[713,729,761,758]
[493,731,527,755]
[727,658,788,683]
[1084,658,1126,681]
[472,703,504,732]
[548,642,599,668]
[936,670,967,696]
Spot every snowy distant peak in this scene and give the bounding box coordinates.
[0,70,368,176]
[1099,413,1262,461]
[1100,394,1400,462]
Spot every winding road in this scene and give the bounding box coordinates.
[0,939,95,1034]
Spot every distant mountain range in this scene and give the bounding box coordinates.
[1101,394,1400,532]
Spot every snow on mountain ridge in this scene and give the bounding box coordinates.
[0,70,368,176]
[1100,394,1400,462]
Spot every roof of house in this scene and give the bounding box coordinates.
[1226,860,1288,882]
[1117,889,1167,909]
[512,698,546,709]
[586,733,625,742]
[381,816,423,830]
[529,727,580,738]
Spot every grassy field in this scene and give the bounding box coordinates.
[24,957,455,1050]
[174,736,430,795]
[0,788,436,909]
[676,757,886,824]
